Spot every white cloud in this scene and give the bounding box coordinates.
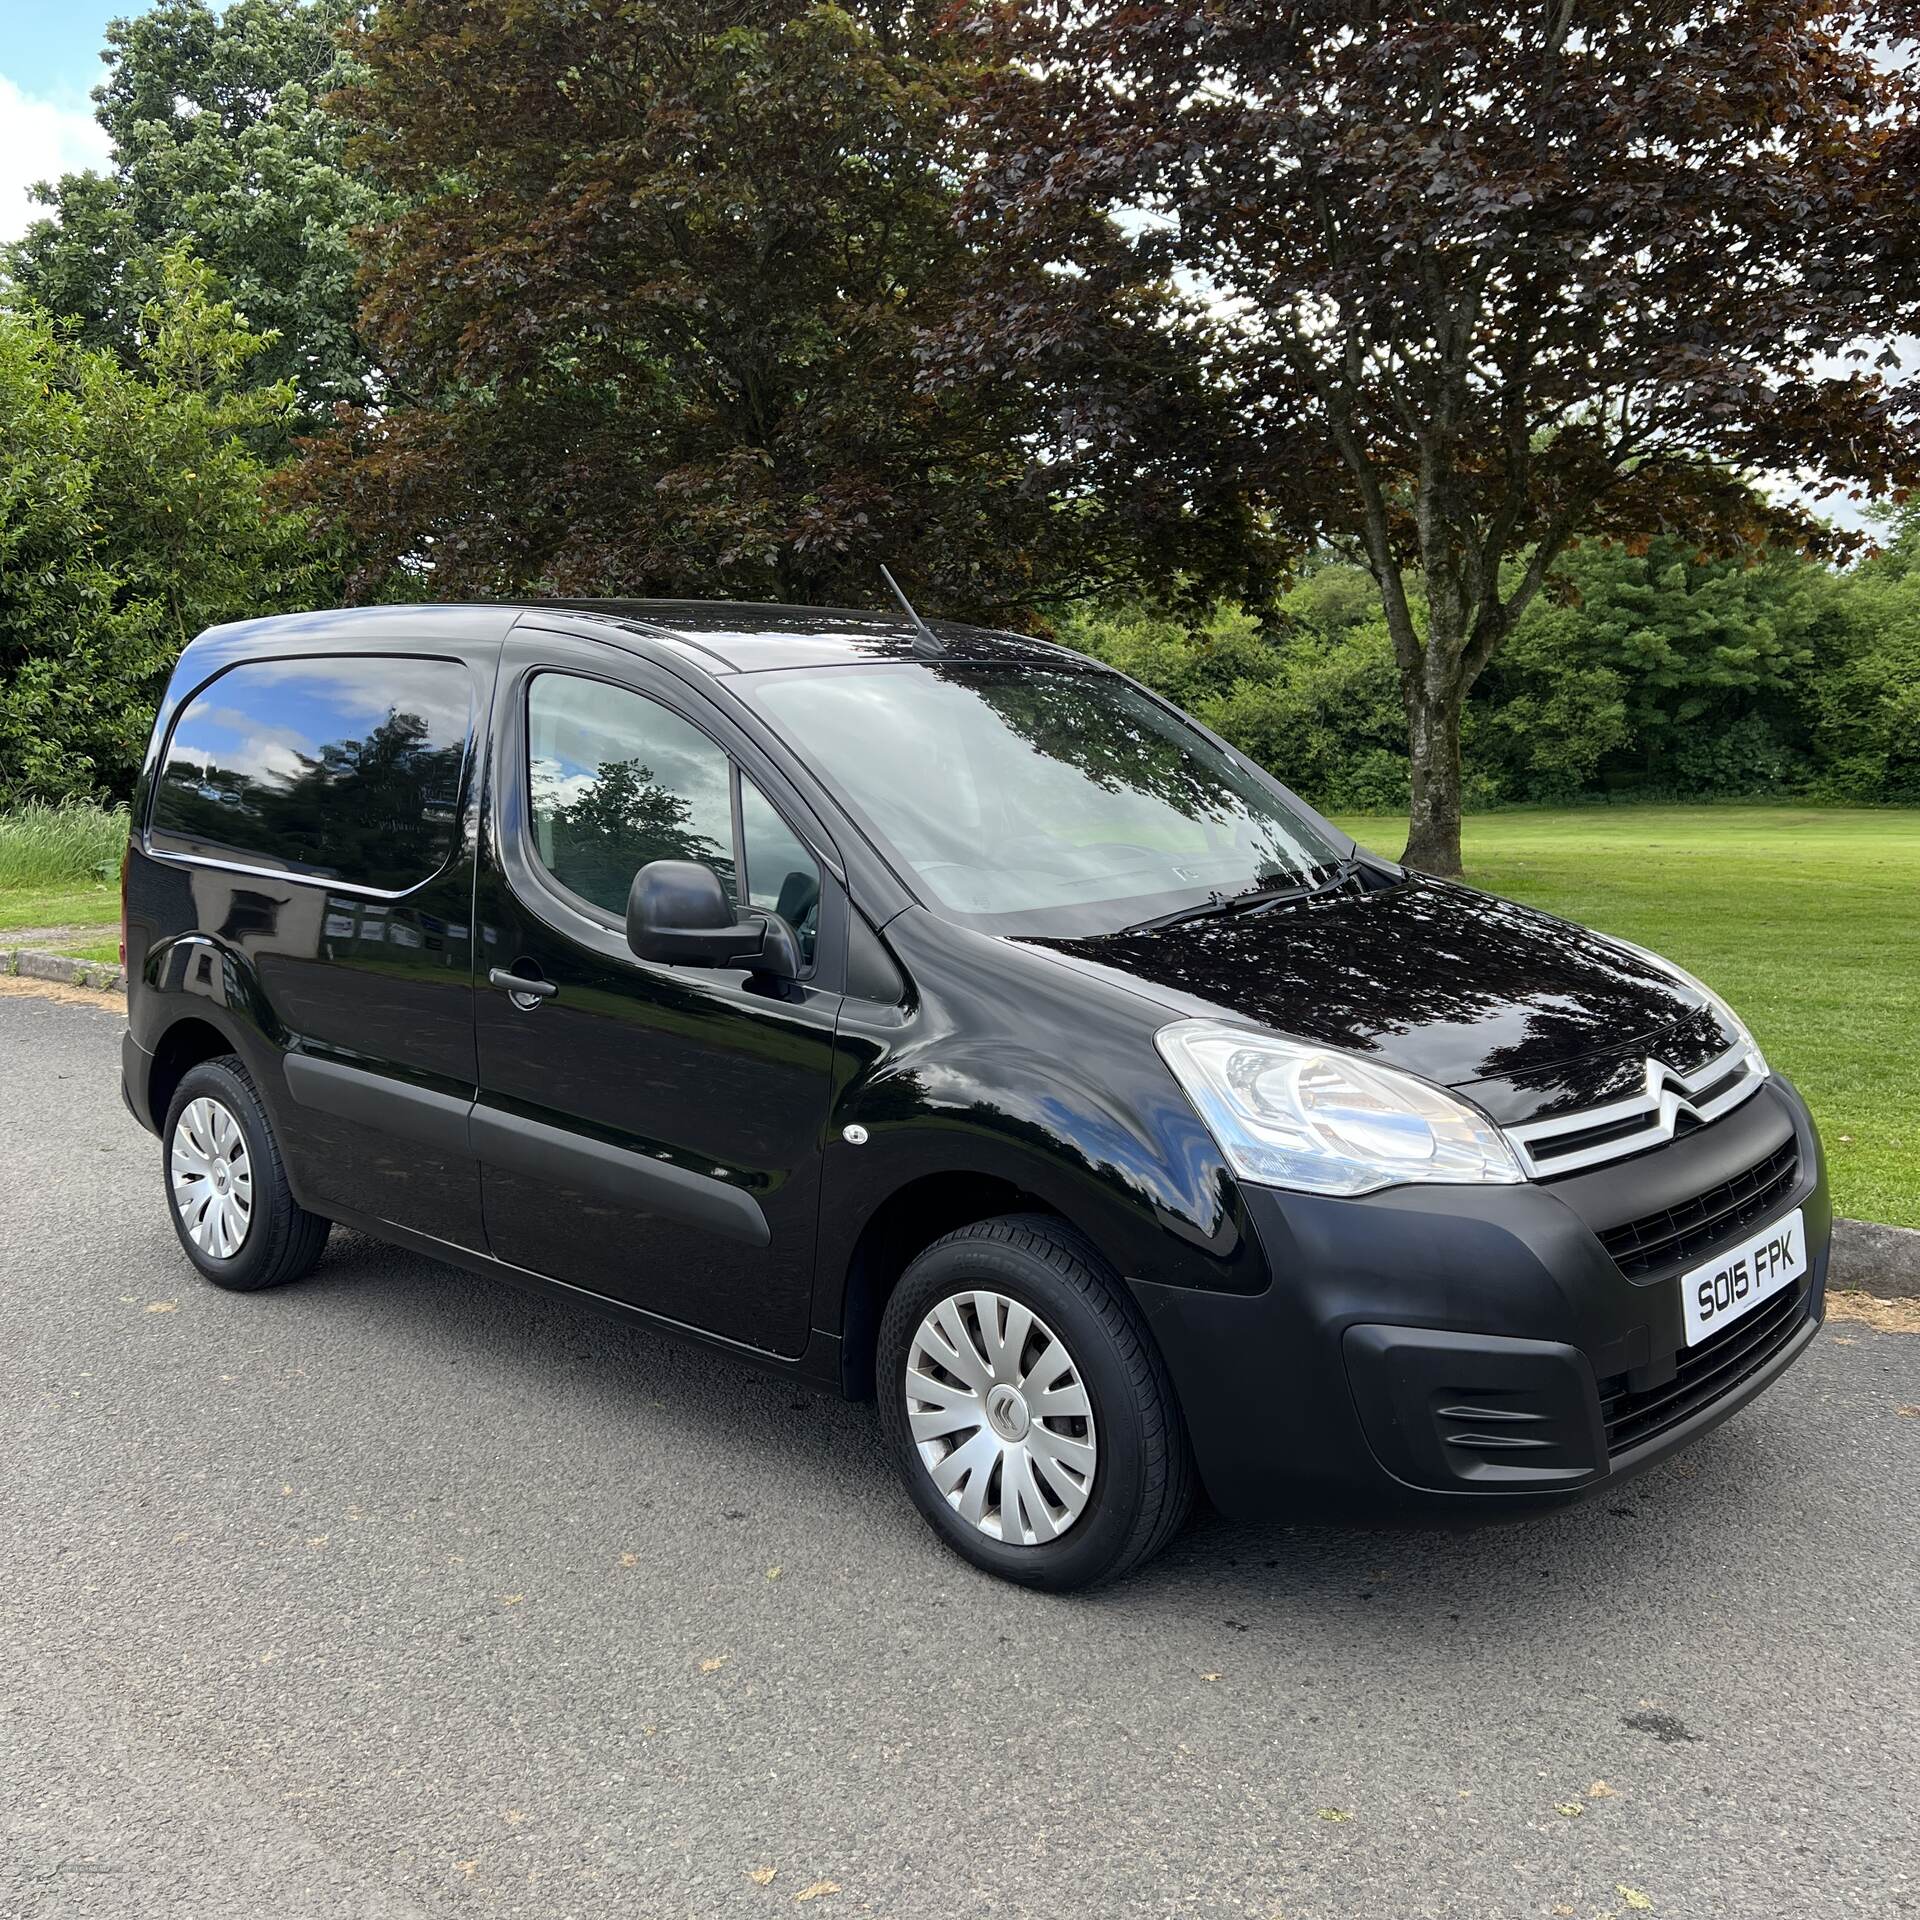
[0,74,112,245]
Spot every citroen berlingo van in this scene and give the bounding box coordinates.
[121,600,1828,1588]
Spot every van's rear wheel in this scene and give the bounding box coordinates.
[877,1215,1196,1591]
[163,1056,329,1292]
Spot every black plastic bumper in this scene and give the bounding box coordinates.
[1128,1076,1829,1522]
[121,1028,157,1135]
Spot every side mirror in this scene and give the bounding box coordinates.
[625,859,798,980]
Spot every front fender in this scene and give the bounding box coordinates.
[815,913,1272,1347]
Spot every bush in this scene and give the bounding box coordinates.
[1055,518,1919,819]
[1059,576,1413,810]
[1199,619,1406,803]
[1053,601,1280,709]
[0,801,130,889]
[1668,711,1799,796]
[1810,570,1920,801]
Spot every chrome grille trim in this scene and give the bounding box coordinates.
[1503,1040,1768,1179]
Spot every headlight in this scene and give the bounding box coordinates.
[1605,938,1769,1077]
[1155,1020,1525,1197]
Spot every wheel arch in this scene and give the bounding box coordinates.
[146,1012,244,1134]
[836,1171,1070,1400]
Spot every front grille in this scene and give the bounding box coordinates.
[1599,1142,1800,1279]
[1502,1036,1767,1178]
[1599,1279,1810,1455]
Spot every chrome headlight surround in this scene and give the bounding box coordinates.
[1155,1020,1525,1198]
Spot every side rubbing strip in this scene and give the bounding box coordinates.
[284,1053,474,1157]
[470,1105,771,1249]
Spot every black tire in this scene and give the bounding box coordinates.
[876,1213,1197,1592]
[161,1055,330,1292]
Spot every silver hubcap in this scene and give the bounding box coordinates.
[905,1291,1097,1545]
[170,1097,254,1259]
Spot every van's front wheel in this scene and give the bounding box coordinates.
[876,1215,1196,1591]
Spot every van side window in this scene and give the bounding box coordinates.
[740,776,821,967]
[150,656,473,892]
[527,674,737,917]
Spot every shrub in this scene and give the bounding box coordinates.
[0,800,130,889]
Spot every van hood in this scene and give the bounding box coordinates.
[1021,876,1729,1120]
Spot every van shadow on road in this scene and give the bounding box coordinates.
[281,1223,1822,1661]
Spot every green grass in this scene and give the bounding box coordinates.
[0,884,119,933]
[1332,806,1920,1229]
[0,800,128,890]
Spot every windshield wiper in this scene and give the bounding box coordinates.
[1118,891,1245,935]
[1118,857,1363,936]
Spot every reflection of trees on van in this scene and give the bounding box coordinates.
[541,757,734,915]
[158,708,467,890]
[957,666,1240,827]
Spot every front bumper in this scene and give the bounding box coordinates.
[1129,1075,1829,1521]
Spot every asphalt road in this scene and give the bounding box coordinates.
[4,989,1917,1920]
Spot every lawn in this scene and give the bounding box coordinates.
[0,802,124,950]
[0,883,118,936]
[1333,806,1920,1229]
[2,802,1914,1227]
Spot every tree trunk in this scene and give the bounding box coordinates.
[1401,686,1465,877]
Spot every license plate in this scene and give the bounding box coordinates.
[1681,1207,1806,1347]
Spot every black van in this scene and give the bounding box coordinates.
[121,601,1828,1589]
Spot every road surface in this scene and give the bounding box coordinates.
[3,988,1916,1919]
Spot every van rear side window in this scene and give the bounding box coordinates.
[150,655,473,892]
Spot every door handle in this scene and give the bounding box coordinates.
[488,966,557,1003]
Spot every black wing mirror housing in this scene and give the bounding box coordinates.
[625,859,798,981]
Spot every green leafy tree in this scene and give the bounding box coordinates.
[1471,537,1848,801]
[292,0,1265,616]
[1816,507,1920,800]
[965,0,1920,873]
[3,0,381,435]
[0,254,323,804]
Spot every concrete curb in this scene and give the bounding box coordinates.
[1833,1216,1920,1301]
[1,947,125,993]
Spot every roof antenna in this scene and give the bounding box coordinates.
[879,564,947,658]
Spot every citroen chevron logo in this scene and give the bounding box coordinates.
[1642,1056,1707,1131]
[1503,1037,1765,1178]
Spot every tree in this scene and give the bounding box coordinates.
[963,0,1920,872]
[3,0,381,435]
[1816,504,1920,798]
[0,254,324,804]
[291,0,1268,617]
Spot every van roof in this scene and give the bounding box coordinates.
[540,598,1073,673]
[201,599,1080,676]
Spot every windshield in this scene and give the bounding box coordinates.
[740,661,1350,936]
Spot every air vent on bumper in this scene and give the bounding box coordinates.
[1343,1324,1606,1492]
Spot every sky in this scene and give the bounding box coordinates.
[0,4,126,241]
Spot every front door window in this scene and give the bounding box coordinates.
[525,671,821,968]
[527,673,737,916]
